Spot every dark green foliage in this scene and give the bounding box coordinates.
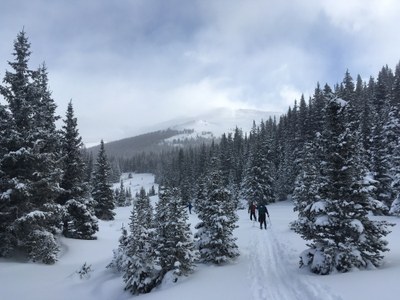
[58,101,98,239]
[92,140,115,220]
[293,93,392,274]
[0,30,63,263]
[123,187,157,294]
[116,180,128,207]
[195,156,239,264]
[108,225,129,272]
[241,131,274,205]
[63,199,98,240]
[58,102,85,204]
[155,185,197,282]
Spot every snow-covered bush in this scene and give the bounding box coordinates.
[76,262,93,279]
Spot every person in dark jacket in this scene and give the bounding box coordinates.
[248,202,257,221]
[257,203,269,230]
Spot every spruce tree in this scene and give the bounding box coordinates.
[92,140,115,220]
[116,180,128,207]
[386,63,400,209]
[195,156,239,264]
[0,102,16,257]
[155,185,197,283]
[370,68,393,211]
[0,30,62,263]
[291,139,325,239]
[59,101,98,239]
[108,224,129,273]
[295,92,392,274]
[123,187,158,294]
[241,132,274,205]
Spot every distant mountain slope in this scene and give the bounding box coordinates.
[89,108,281,158]
[148,108,280,137]
[88,129,182,158]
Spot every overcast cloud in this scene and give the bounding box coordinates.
[1,0,400,144]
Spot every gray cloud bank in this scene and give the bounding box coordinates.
[1,0,400,143]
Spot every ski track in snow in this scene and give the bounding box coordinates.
[248,226,342,300]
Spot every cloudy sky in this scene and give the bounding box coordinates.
[1,0,400,144]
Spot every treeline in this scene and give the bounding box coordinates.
[152,67,400,214]
[150,65,400,274]
[0,31,117,263]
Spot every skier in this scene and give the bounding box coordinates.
[188,202,192,214]
[258,203,269,230]
[248,202,257,221]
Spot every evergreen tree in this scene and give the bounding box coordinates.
[155,185,197,283]
[59,101,98,239]
[295,93,392,274]
[116,180,128,207]
[231,127,245,203]
[92,140,115,220]
[148,185,156,196]
[107,224,129,273]
[195,156,239,264]
[241,132,274,205]
[370,68,393,211]
[386,63,400,208]
[124,188,158,294]
[82,149,94,186]
[58,101,85,205]
[63,198,98,240]
[126,188,133,205]
[291,139,325,238]
[359,77,374,169]
[0,30,62,263]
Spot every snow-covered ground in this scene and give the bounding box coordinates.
[1,173,399,300]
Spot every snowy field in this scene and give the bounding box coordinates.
[1,173,399,300]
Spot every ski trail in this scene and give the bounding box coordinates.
[248,228,342,300]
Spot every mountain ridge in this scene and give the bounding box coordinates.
[88,108,281,158]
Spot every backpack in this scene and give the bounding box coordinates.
[258,205,266,215]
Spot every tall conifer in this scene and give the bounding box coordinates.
[92,140,115,220]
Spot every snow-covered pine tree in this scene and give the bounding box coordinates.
[241,130,274,205]
[386,63,400,213]
[195,156,239,264]
[0,30,62,263]
[116,180,128,207]
[148,185,156,196]
[231,127,245,204]
[123,187,158,294]
[125,188,133,205]
[92,140,115,220]
[155,185,197,284]
[370,68,393,212]
[82,149,94,186]
[107,224,129,273]
[58,101,85,205]
[274,113,297,201]
[109,158,122,183]
[296,90,392,274]
[0,100,16,257]
[59,101,98,239]
[291,138,325,238]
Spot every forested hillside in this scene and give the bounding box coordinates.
[149,67,400,215]
[148,66,399,274]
